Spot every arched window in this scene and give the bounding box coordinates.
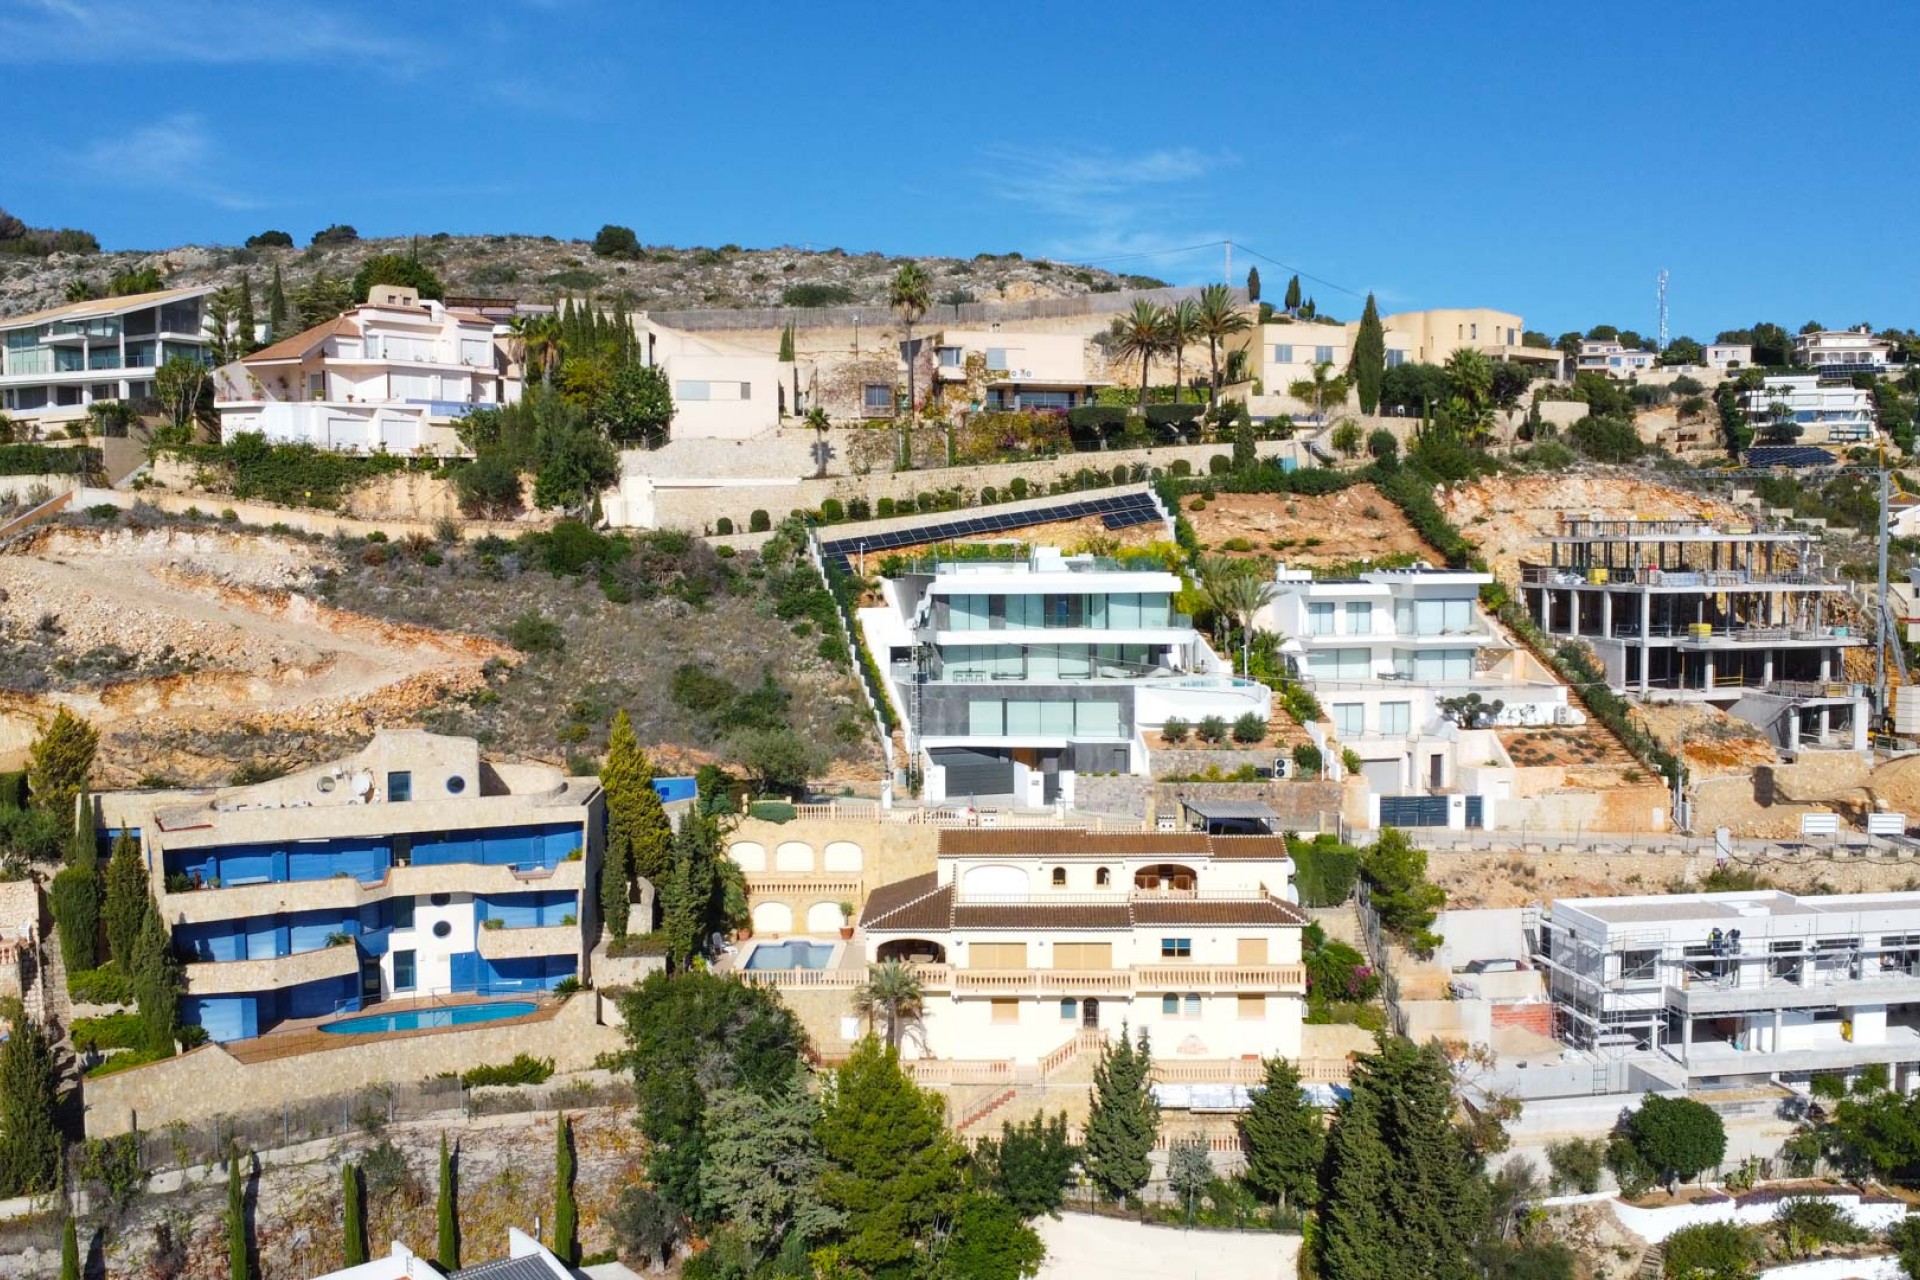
[1095,867,1112,887]
[1050,867,1066,888]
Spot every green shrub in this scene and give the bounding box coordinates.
[1160,716,1190,745]
[1008,477,1029,499]
[747,801,797,823]
[1544,1137,1607,1194]
[459,1053,555,1088]
[506,610,565,654]
[85,503,119,522]
[846,496,871,520]
[1660,1223,1758,1280]
[1195,716,1228,744]
[1231,712,1266,744]
[0,444,98,477]
[1207,454,1232,475]
[71,1012,145,1053]
[714,516,733,536]
[1169,458,1192,477]
[819,498,844,523]
[0,772,25,811]
[1291,743,1323,774]
[1289,838,1360,906]
[748,509,771,533]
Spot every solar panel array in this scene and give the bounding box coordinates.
[819,490,1163,576]
[1745,445,1838,469]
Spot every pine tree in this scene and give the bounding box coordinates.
[1319,1037,1488,1280]
[59,1216,78,1280]
[1284,274,1302,315]
[104,830,146,967]
[0,1014,61,1196]
[129,897,180,1054]
[1082,1024,1159,1201]
[27,708,97,820]
[1353,292,1387,415]
[267,264,287,337]
[817,1038,964,1275]
[1246,266,1261,303]
[552,1113,578,1264]
[227,1148,249,1280]
[342,1162,367,1266]
[1239,1057,1322,1209]
[438,1133,459,1270]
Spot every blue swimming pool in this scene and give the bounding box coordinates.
[743,941,835,971]
[319,1000,539,1035]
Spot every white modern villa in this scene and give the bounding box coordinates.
[1537,888,1920,1089]
[0,285,214,428]
[1261,565,1579,824]
[637,314,790,439]
[859,547,1271,805]
[1793,327,1896,372]
[1740,373,1878,445]
[858,830,1307,1066]
[212,284,515,455]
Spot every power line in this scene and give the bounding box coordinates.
[1056,241,1227,269]
[1232,242,1367,301]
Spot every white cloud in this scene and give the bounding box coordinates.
[75,114,262,210]
[0,0,403,64]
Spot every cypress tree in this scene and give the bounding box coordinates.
[1284,274,1302,315]
[1239,1057,1322,1209]
[1082,1024,1159,1201]
[1353,292,1387,415]
[236,274,258,355]
[1245,266,1261,303]
[552,1113,578,1265]
[104,830,146,967]
[778,322,796,363]
[600,711,670,936]
[227,1149,249,1280]
[1319,1037,1488,1280]
[129,898,180,1055]
[438,1133,459,1270]
[59,1217,78,1280]
[50,793,99,971]
[0,1014,60,1196]
[342,1162,367,1267]
[267,264,287,336]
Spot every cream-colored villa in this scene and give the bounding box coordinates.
[858,830,1308,1065]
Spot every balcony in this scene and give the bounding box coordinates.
[181,942,361,995]
[914,964,1305,995]
[476,923,579,962]
[1524,566,1834,589]
[1670,969,1920,1015]
[162,858,585,925]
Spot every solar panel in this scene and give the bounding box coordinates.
[817,488,1166,571]
[1746,446,1837,468]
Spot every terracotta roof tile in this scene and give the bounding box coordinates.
[952,902,1134,931]
[859,873,952,931]
[239,314,357,364]
[1206,836,1296,860]
[1132,897,1309,927]
[938,830,1214,859]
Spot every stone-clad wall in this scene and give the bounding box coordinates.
[83,995,618,1138]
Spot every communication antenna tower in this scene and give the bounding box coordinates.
[1656,268,1670,351]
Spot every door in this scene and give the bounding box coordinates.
[970,942,1027,969]
[1082,997,1100,1028]
[1237,937,1268,965]
[933,748,1015,798]
[1465,796,1485,829]
[1054,942,1113,970]
[359,958,383,1004]
[1429,754,1446,789]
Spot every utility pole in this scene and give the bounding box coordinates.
[1877,458,1891,735]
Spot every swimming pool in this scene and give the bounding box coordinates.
[743,941,836,971]
[319,1000,539,1035]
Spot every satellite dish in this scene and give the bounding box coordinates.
[353,770,374,800]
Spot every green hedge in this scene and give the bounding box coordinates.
[68,965,135,1006]
[460,1053,554,1088]
[1067,405,1129,429]
[0,443,97,477]
[1142,403,1203,428]
[748,801,797,823]
[71,1012,145,1053]
[0,772,24,812]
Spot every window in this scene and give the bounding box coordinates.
[1160,937,1192,959]
[1060,998,1078,1021]
[1619,948,1659,981]
[1306,647,1370,679]
[393,949,417,991]
[938,346,963,367]
[392,897,416,931]
[1332,703,1364,738]
[863,384,893,410]
[675,381,711,400]
[1238,994,1265,1020]
[1307,602,1335,636]
[985,348,1008,371]
[446,775,466,795]
[970,942,1027,969]
[1344,601,1370,635]
[1185,993,1201,1016]
[1161,993,1180,1016]
[1380,702,1411,736]
[1055,942,1113,969]
[430,892,451,907]
[1096,867,1111,887]
[739,382,751,400]
[1469,324,1478,340]
[1051,867,1067,888]
[1273,344,1293,364]
[432,920,453,939]
[991,998,1020,1025]
[1163,992,1201,1017]
[1315,345,1334,364]
[387,771,412,802]
[1386,350,1406,368]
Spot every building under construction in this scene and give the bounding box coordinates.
[1521,515,1868,752]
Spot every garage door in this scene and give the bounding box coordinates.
[1379,795,1451,827]
[933,748,1015,797]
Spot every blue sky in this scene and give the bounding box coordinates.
[5,0,1915,337]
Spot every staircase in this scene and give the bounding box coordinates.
[29,881,69,1039]
[1637,1243,1664,1280]
[955,1087,1019,1135]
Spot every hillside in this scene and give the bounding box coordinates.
[0,229,1157,321]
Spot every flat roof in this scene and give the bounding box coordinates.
[0,284,214,330]
[1179,798,1280,821]
[1561,888,1920,926]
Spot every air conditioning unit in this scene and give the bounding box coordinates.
[1272,756,1293,780]
[1553,705,1576,726]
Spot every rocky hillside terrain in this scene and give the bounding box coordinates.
[0,229,1154,320]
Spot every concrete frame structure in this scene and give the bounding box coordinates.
[97,731,602,1043]
[0,285,214,428]
[1262,566,1579,804]
[922,327,1103,414]
[1794,328,1896,372]
[1538,888,1920,1087]
[213,285,514,456]
[1520,516,1868,751]
[859,547,1271,805]
[858,829,1307,1066]
[1577,339,1657,379]
[1741,373,1878,445]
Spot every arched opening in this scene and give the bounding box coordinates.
[877,938,947,964]
[1082,997,1101,1028]
[1095,867,1112,887]
[751,901,793,935]
[1133,864,1200,894]
[1050,867,1067,888]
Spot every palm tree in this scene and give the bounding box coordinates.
[853,960,926,1051]
[889,263,932,426]
[511,314,561,383]
[805,405,831,478]
[1110,300,1171,409]
[1206,570,1279,678]
[1195,284,1252,405]
[1165,299,1200,403]
[1287,361,1349,425]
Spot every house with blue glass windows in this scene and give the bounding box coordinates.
[98,731,602,1044]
